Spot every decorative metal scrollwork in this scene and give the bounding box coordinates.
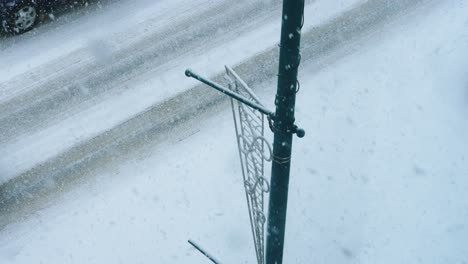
[226,66,272,264]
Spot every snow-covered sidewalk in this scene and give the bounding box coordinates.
[1,0,467,263]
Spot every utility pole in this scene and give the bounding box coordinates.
[265,0,305,263]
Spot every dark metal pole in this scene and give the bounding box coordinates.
[266,0,305,263]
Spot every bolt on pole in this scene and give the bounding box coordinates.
[265,0,305,263]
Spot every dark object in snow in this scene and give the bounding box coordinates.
[188,240,221,264]
[0,0,86,34]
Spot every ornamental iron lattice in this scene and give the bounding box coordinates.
[225,66,272,264]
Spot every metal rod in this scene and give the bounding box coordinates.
[188,240,221,264]
[265,0,305,264]
[185,69,275,119]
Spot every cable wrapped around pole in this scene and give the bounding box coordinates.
[265,0,305,263]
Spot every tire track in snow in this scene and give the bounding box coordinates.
[0,0,282,144]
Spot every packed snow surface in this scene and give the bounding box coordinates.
[1,0,468,263]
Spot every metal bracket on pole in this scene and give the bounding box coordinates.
[185,62,305,264]
[185,69,275,119]
[186,66,273,264]
[184,69,305,138]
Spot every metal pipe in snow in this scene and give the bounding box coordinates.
[188,240,222,264]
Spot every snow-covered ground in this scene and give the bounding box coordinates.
[1,0,467,263]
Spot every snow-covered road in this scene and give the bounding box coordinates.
[1,0,467,263]
[0,0,367,184]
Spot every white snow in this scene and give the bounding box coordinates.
[0,0,209,82]
[1,0,468,263]
[0,0,365,183]
[0,0,362,84]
